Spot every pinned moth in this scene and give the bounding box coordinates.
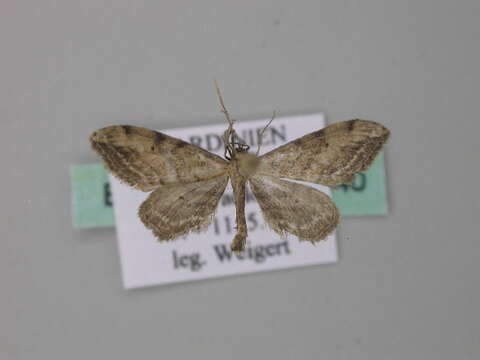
[90,83,390,252]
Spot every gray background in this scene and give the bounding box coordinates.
[1,1,478,359]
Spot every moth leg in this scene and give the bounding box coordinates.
[230,175,247,252]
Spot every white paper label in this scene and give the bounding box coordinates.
[111,114,338,288]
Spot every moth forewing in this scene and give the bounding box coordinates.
[90,125,228,191]
[256,119,390,187]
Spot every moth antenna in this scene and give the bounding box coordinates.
[214,79,237,159]
[256,110,276,156]
[214,79,234,128]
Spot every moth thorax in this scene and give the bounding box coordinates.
[236,152,260,178]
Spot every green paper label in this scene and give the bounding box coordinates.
[70,154,388,229]
[70,163,114,228]
[332,152,388,216]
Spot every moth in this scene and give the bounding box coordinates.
[90,83,390,252]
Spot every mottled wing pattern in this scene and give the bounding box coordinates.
[139,175,229,240]
[90,125,228,191]
[249,175,339,242]
[256,119,390,187]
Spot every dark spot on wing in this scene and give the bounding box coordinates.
[347,119,358,131]
[313,129,325,137]
[115,146,131,158]
[293,138,304,146]
[175,140,188,148]
[154,132,167,144]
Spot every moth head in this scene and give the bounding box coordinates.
[223,129,250,160]
[235,142,250,153]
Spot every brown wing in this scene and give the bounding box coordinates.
[256,119,390,187]
[90,125,228,191]
[249,175,339,242]
[138,175,229,240]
